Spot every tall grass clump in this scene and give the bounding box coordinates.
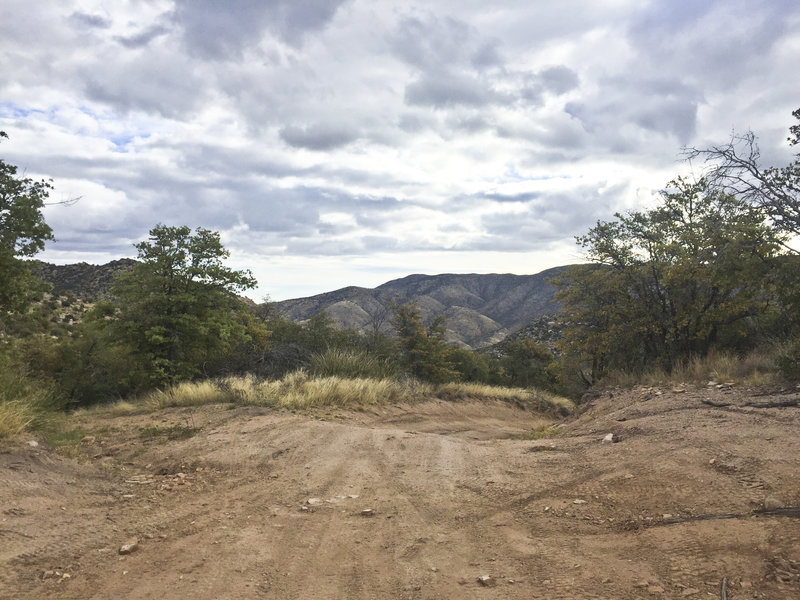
[0,352,60,438]
[113,372,575,416]
[143,379,234,409]
[310,348,397,379]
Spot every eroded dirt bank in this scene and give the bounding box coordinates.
[2,389,799,599]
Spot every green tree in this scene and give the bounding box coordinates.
[111,224,257,385]
[557,177,784,381]
[499,338,557,389]
[391,303,457,383]
[0,132,54,317]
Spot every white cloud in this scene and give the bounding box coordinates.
[0,0,796,299]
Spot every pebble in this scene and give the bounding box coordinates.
[573,499,587,505]
[602,433,617,443]
[27,441,39,447]
[119,538,139,555]
[360,509,375,517]
[477,575,496,587]
[681,588,700,597]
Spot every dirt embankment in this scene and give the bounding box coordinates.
[2,387,800,599]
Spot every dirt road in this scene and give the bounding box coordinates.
[2,388,799,599]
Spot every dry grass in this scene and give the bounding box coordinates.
[0,400,37,439]
[106,372,575,416]
[434,381,574,416]
[601,349,780,389]
[143,380,234,409]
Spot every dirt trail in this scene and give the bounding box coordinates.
[2,389,800,599]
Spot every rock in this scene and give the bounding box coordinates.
[119,538,139,555]
[27,440,39,447]
[42,570,57,580]
[573,499,587,505]
[80,436,96,444]
[360,509,375,517]
[602,433,619,443]
[764,496,784,510]
[306,498,321,505]
[681,588,700,597]
[477,575,496,587]
[709,458,716,465]
[647,584,665,593]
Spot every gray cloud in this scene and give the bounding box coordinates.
[115,25,171,49]
[405,72,502,109]
[68,11,112,29]
[173,0,347,59]
[280,123,360,150]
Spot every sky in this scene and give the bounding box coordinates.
[1,1,798,301]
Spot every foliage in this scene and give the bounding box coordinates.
[0,132,54,320]
[0,347,60,438]
[448,347,490,382]
[497,338,558,390]
[777,339,800,380]
[110,224,259,385]
[391,302,458,383]
[557,177,784,381]
[19,304,151,406]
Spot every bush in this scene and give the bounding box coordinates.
[0,348,60,438]
[777,339,800,381]
[311,348,397,379]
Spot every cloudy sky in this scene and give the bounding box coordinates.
[1,1,798,300]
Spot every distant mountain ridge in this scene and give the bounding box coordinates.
[275,267,569,348]
[31,259,570,349]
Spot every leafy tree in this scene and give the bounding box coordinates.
[391,302,457,383]
[498,338,557,389]
[0,131,54,317]
[557,177,784,381]
[448,347,490,383]
[111,224,258,385]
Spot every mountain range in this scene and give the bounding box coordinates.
[273,268,567,348]
[30,260,569,349]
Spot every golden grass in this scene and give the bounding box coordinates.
[434,381,574,416]
[143,380,234,409]
[105,372,575,416]
[601,349,780,389]
[0,400,37,439]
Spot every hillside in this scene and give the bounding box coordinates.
[274,267,568,348]
[29,259,137,299]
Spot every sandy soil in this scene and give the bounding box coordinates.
[2,386,800,599]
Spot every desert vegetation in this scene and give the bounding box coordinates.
[1,110,800,439]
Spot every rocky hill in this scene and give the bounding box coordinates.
[28,259,137,299]
[274,267,569,348]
